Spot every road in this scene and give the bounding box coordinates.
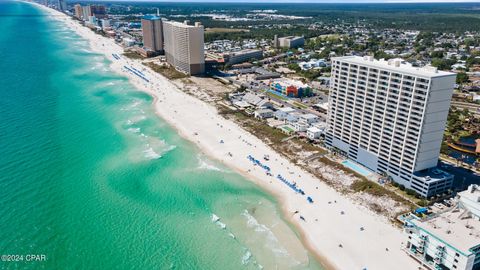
[451,100,480,115]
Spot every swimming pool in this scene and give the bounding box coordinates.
[341,160,373,177]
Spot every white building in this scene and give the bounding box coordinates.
[326,56,456,197]
[274,35,305,49]
[274,107,295,120]
[224,49,263,65]
[299,59,327,71]
[294,113,320,132]
[162,20,205,75]
[402,185,480,270]
[300,113,320,125]
[101,19,111,29]
[254,109,274,119]
[88,16,97,25]
[307,127,323,140]
[123,38,135,47]
[81,6,92,21]
[458,184,480,219]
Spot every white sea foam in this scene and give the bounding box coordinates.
[141,139,176,161]
[241,250,252,265]
[143,147,161,160]
[125,115,146,126]
[217,221,227,229]
[242,210,291,259]
[197,154,223,172]
[127,127,140,133]
[211,214,220,222]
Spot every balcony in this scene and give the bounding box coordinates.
[403,247,436,270]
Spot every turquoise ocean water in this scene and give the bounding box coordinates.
[0,2,323,269]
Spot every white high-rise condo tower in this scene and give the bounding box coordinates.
[162,20,205,75]
[326,56,456,197]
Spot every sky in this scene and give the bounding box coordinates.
[106,0,480,2]
[97,0,480,3]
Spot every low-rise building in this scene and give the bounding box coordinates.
[224,49,263,65]
[294,121,309,132]
[274,35,305,49]
[269,79,313,98]
[254,109,274,119]
[286,112,302,125]
[299,113,320,125]
[294,113,320,132]
[123,38,136,47]
[241,92,273,109]
[274,107,295,120]
[459,184,480,219]
[401,184,480,270]
[299,59,328,70]
[307,127,323,140]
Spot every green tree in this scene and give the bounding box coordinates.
[430,50,444,59]
[431,58,455,70]
[456,72,469,84]
[287,63,301,72]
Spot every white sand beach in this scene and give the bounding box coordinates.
[34,4,420,270]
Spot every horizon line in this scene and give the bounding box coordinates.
[69,0,480,3]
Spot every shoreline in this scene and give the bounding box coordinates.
[31,3,419,269]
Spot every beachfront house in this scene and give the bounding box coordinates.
[286,112,302,125]
[254,109,274,119]
[294,114,320,132]
[300,113,320,125]
[274,107,295,121]
[306,127,323,140]
[306,122,326,140]
[294,121,309,132]
[242,92,274,109]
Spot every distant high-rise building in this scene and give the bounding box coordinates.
[326,56,456,197]
[80,5,106,21]
[88,16,97,26]
[100,19,111,29]
[74,4,83,19]
[162,20,205,75]
[81,6,92,21]
[141,16,163,53]
[57,0,67,11]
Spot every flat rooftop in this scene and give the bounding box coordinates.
[413,168,453,183]
[279,36,303,40]
[229,49,262,56]
[163,20,203,28]
[458,184,480,203]
[409,207,480,256]
[333,56,455,78]
[270,78,308,88]
[142,15,160,20]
